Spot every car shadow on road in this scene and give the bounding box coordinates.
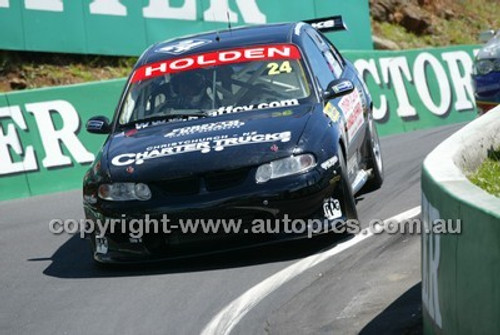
[33,232,353,279]
[360,282,422,335]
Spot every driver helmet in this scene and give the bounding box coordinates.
[171,71,207,106]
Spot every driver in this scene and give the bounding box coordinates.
[171,71,212,109]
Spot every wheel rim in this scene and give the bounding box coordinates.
[372,138,383,173]
[370,119,383,173]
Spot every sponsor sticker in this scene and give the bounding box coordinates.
[294,22,305,36]
[131,44,301,83]
[156,39,212,55]
[125,102,295,132]
[271,110,294,118]
[347,154,358,177]
[321,156,338,170]
[323,103,340,122]
[339,89,364,139]
[323,198,342,220]
[311,19,336,31]
[95,236,108,254]
[304,16,346,33]
[111,131,292,166]
[135,119,168,130]
[211,99,300,116]
[164,120,245,138]
[134,117,200,130]
[87,119,105,131]
[266,61,293,76]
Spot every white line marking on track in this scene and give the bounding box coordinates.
[200,206,422,335]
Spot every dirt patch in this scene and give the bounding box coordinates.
[370,0,500,49]
[0,51,136,92]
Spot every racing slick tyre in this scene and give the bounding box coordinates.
[337,147,358,220]
[363,113,384,192]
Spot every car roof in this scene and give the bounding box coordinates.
[136,23,301,68]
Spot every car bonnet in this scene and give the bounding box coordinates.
[106,104,315,181]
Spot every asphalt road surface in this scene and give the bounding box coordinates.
[0,123,464,335]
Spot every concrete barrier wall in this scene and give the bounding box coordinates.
[422,106,500,334]
[0,45,481,201]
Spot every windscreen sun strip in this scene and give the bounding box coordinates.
[131,44,302,83]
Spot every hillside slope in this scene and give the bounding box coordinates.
[370,0,500,49]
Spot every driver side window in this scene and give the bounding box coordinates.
[303,34,335,91]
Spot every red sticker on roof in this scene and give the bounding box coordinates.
[131,44,301,83]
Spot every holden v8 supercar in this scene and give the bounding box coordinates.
[83,16,384,263]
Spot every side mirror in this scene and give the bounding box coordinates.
[479,30,495,43]
[323,79,355,100]
[86,116,111,134]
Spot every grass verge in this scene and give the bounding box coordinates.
[468,148,500,198]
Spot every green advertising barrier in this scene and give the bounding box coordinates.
[0,80,125,201]
[0,92,32,199]
[0,0,373,56]
[344,45,478,136]
[0,45,480,201]
[421,107,500,335]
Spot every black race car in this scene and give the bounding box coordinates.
[83,17,383,263]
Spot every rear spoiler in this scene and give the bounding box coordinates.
[303,16,348,33]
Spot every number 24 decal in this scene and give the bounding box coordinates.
[267,61,293,75]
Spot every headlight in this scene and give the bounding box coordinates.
[495,59,500,72]
[255,154,316,183]
[476,59,494,75]
[98,183,152,201]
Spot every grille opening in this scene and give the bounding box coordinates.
[153,167,250,196]
[155,176,200,196]
[204,168,250,192]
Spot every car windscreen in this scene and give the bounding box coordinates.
[118,44,314,126]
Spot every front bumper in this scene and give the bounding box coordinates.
[84,164,346,263]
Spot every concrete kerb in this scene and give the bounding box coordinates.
[421,105,500,334]
[423,105,500,217]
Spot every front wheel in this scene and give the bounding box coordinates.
[337,148,358,220]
